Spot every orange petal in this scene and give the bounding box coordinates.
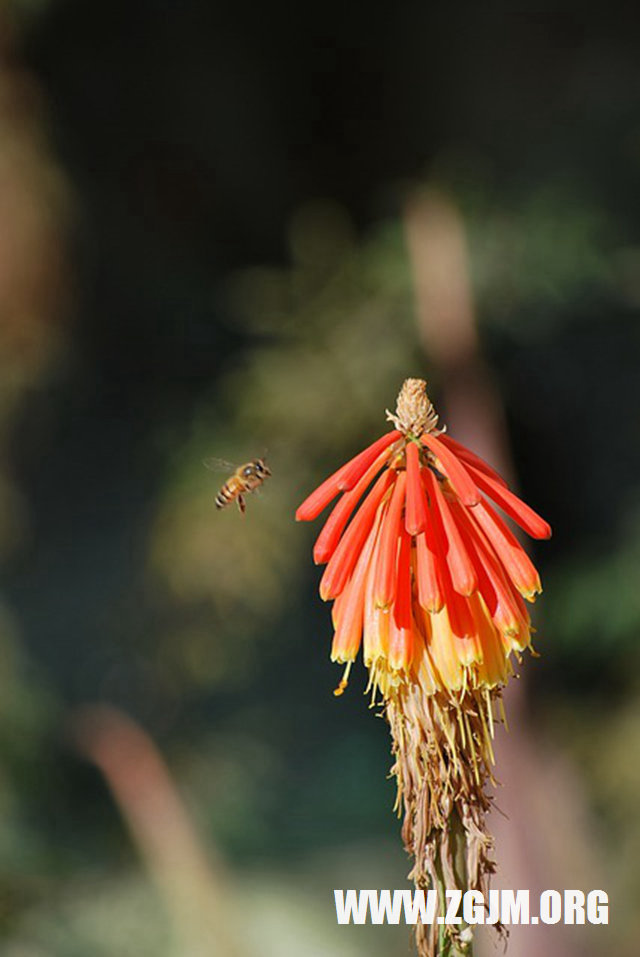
[464,464,551,540]
[443,578,477,640]
[418,611,459,691]
[451,501,527,637]
[336,430,402,491]
[423,468,478,596]
[296,430,399,521]
[319,469,394,600]
[330,513,379,662]
[313,449,393,564]
[372,470,407,608]
[433,543,476,639]
[296,468,349,522]
[393,524,412,629]
[428,605,475,689]
[363,512,390,666]
[415,530,444,613]
[388,608,415,672]
[421,433,481,506]
[466,592,514,687]
[412,616,440,696]
[437,434,508,489]
[469,499,542,600]
[405,441,428,535]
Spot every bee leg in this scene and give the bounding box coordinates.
[237,495,246,514]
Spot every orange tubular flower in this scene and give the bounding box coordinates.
[296,378,551,957]
[296,377,549,699]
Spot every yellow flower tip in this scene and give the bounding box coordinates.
[333,662,353,696]
[370,659,406,699]
[374,599,391,612]
[502,622,522,639]
[520,583,542,602]
[386,377,439,437]
[388,618,415,672]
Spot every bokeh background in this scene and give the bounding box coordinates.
[0,2,639,955]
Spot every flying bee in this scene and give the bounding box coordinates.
[204,457,271,514]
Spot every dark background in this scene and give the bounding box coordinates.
[0,2,638,954]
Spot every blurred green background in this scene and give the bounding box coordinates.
[0,2,638,955]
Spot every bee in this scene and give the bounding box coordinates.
[204,457,271,514]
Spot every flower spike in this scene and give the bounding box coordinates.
[296,378,551,957]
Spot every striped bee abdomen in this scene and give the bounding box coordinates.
[215,481,238,508]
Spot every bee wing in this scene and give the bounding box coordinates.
[203,457,237,473]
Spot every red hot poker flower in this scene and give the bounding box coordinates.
[296,378,552,957]
[296,377,550,700]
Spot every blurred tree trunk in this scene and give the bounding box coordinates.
[404,189,598,957]
[74,705,246,957]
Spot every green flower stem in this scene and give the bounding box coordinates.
[434,809,473,957]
